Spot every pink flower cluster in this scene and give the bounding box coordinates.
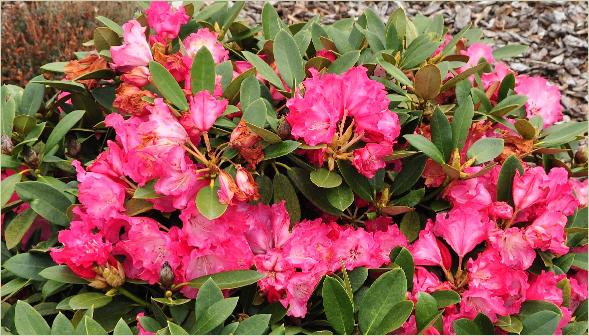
[406,162,587,333]
[286,67,401,177]
[463,43,563,126]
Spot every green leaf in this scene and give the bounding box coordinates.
[451,96,475,150]
[262,2,285,40]
[195,278,224,319]
[4,208,37,249]
[1,88,16,135]
[1,172,21,207]
[540,121,588,148]
[322,276,355,335]
[337,160,374,201]
[168,321,189,335]
[95,16,123,36]
[246,121,282,143]
[389,246,415,291]
[2,278,29,297]
[415,292,439,333]
[453,318,482,335]
[15,181,72,226]
[273,173,301,225]
[4,252,54,281]
[359,269,407,334]
[563,321,588,335]
[15,300,51,335]
[490,94,527,117]
[326,185,354,211]
[348,267,368,292]
[399,211,421,243]
[377,58,413,87]
[521,310,561,335]
[133,180,160,199]
[274,29,305,89]
[149,61,188,111]
[196,185,228,220]
[243,98,267,128]
[373,300,414,335]
[188,270,264,289]
[19,75,45,117]
[293,29,312,58]
[404,134,445,164]
[263,140,301,160]
[52,312,75,335]
[440,62,487,92]
[471,87,492,112]
[69,293,112,310]
[310,168,342,188]
[328,51,360,74]
[31,79,86,93]
[496,315,523,334]
[193,298,239,334]
[80,316,107,335]
[242,51,284,90]
[466,137,504,164]
[493,44,529,60]
[287,167,342,216]
[234,314,271,335]
[191,47,216,94]
[45,110,85,153]
[39,265,88,284]
[496,154,524,205]
[498,73,516,101]
[414,64,441,100]
[240,76,261,112]
[391,155,427,196]
[40,62,68,73]
[431,107,453,161]
[430,290,461,308]
[515,119,537,140]
[94,27,121,51]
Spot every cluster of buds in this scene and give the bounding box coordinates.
[217,166,261,205]
[89,261,126,289]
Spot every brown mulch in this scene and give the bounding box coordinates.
[243,1,588,121]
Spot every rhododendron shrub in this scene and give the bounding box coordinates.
[1,2,587,335]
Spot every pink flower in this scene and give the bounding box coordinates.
[524,211,569,255]
[412,266,448,297]
[217,170,237,205]
[183,28,229,64]
[87,140,126,180]
[410,222,452,269]
[73,160,126,219]
[481,62,513,100]
[515,75,563,127]
[433,209,490,257]
[544,168,580,216]
[50,219,113,279]
[145,2,189,43]
[443,177,492,211]
[244,201,291,255]
[489,201,514,220]
[136,312,155,335]
[186,90,228,133]
[513,167,549,211]
[235,166,260,201]
[526,271,565,306]
[111,20,152,71]
[461,288,509,322]
[121,66,150,87]
[333,227,376,270]
[571,178,588,207]
[488,227,536,270]
[460,42,495,72]
[432,34,452,57]
[281,272,322,317]
[352,143,390,178]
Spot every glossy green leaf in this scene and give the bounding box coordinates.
[52,312,75,335]
[328,51,360,74]
[193,298,239,334]
[431,107,453,161]
[391,154,427,196]
[243,98,267,128]
[404,134,445,164]
[451,96,475,150]
[377,58,412,87]
[326,185,354,211]
[490,94,527,117]
[521,310,561,335]
[191,47,216,94]
[194,278,224,320]
[453,318,482,335]
[431,290,461,308]
[188,270,264,289]
[322,276,354,334]
[4,208,37,249]
[40,62,68,73]
[239,75,261,112]
[287,167,342,216]
[19,75,45,117]
[389,246,415,291]
[310,168,342,188]
[262,2,285,40]
[374,300,414,335]
[4,252,54,281]
[359,269,407,334]
[15,300,51,335]
[242,51,284,90]
[168,321,189,335]
[196,185,228,220]
[15,181,72,226]
[234,314,271,335]
[45,110,85,153]
[493,44,529,60]
[39,265,88,284]
[263,140,301,160]
[496,154,524,205]
[337,160,374,201]
[149,61,188,111]
[415,292,439,333]
[273,30,305,89]
[69,293,112,310]
[273,173,301,224]
[466,137,504,164]
[1,172,21,207]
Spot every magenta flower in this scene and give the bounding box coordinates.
[433,208,491,258]
[111,20,152,71]
[187,90,228,133]
[145,2,189,43]
[515,75,563,127]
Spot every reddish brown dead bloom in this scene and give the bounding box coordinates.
[64,53,108,88]
[230,120,265,168]
[113,83,156,116]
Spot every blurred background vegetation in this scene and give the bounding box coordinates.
[1,1,139,86]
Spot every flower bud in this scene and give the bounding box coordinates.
[88,277,108,289]
[277,118,291,140]
[436,239,453,270]
[102,262,126,288]
[235,166,260,201]
[217,171,237,205]
[1,135,14,154]
[159,261,175,288]
[121,66,151,87]
[65,136,81,157]
[575,146,588,164]
[22,146,39,168]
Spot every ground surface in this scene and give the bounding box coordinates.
[2,1,586,120]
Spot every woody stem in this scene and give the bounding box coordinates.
[203,132,212,153]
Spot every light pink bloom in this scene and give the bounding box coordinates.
[489,201,514,220]
[571,178,588,207]
[352,142,390,178]
[515,75,563,127]
[145,2,189,43]
[244,201,291,255]
[73,160,126,219]
[217,170,237,205]
[488,227,536,270]
[235,166,260,201]
[183,28,229,64]
[187,90,228,133]
[444,177,492,210]
[433,209,490,257]
[460,42,495,72]
[526,271,565,306]
[410,222,452,269]
[111,20,152,71]
[513,167,549,211]
[545,167,580,216]
[524,211,569,255]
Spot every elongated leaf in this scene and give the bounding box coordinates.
[95,16,123,36]
[274,30,305,89]
[453,318,482,335]
[240,76,261,112]
[496,154,524,205]
[322,276,354,334]
[15,300,51,335]
[521,311,561,335]
[337,160,374,201]
[39,265,88,284]
[4,252,55,281]
[440,62,487,92]
[466,138,504,164]
[415,292,439,332]
[234,314,271,335]
[263,140,301,160]
[41,61,68,73]
[359,269,407,334]
[328,51,360,74]
[242,51,284,90]
[196,185,227,220]
[20,75,45,117]
[404,134,445,164]
[167,321,188,335]
[69,293,112,310]
[373,300,413,335]
[273,173,301,225]
[430,108,452,161]
[4,208,37,249]
[191,47,216,94]
[451,96,474,150]
[243,98,267,128]
[493,44,529,60]
[377,58,413,87]
[1,172,21,207]
[149,61,188,111]
[431,290,461,308]
[193,298,239,334]
[389,247,414,291]
[52,312,75,335]
[540,121,588,148]
[262,2,284,40]
[195,278,223,319]
[15,181,72,226]
[188,270,263,289]
[45,110,85,153]
[391,154,427,196]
